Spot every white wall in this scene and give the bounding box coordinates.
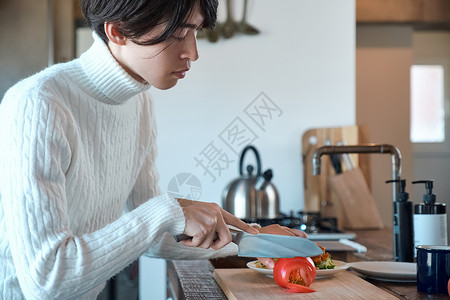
[152,0,355,215]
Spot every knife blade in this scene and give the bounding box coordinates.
[174,230,323,258]
[337,140,354,170]
[325,138,342,174]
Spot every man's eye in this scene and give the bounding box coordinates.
[171,27,190,41]
[171,35,186,41]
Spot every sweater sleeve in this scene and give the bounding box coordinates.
[0,90,185,299]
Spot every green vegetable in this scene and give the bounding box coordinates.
[314,256,335,270]
[255,258,278,269]
[255,261,268,268]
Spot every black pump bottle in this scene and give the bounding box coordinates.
[385,179,414,262]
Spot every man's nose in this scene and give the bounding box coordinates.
[181,32,199,61]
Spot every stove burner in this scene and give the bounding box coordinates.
[243,211,340,234]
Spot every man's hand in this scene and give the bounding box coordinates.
[177,198,259,250]
[256,224,307,269]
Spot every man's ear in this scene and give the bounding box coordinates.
[104,22,127,46]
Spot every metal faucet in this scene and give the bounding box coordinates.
[312,143,402,203]
[312,143,407,261]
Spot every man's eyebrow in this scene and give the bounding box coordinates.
[180,23,202,30]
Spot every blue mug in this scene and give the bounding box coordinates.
[416,245,450,295]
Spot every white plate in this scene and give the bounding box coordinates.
[246,261,274,277]
[246,260,350,279]
[350,261,416,282]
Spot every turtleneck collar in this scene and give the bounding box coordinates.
[80,32,151,105]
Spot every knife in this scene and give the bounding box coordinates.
[325,138,342,174]
[337,140,354,170]
[174,229,323,258]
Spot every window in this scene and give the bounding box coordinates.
[410,64,446,143]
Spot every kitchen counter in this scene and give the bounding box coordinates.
[166,228,449,300]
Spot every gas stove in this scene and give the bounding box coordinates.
[243,211,356,240]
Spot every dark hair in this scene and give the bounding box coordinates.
[81,0,218,45]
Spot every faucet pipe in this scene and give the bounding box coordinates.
[312,144,402,203]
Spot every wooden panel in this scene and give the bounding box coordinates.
[302,126,370,229]
[357,0,422,23]
[356,0,450,23]
[423,0,450,22]
[74,0,84,20]
[213,268,398,300]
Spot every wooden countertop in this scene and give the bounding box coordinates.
[166,228,449,300]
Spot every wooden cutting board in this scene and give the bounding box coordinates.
[213,268,397,299]
[302,125,371,229]
[330,168,384,229]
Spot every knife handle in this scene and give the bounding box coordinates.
[174,229,240,243]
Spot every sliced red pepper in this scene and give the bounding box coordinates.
[286,283,315,293]
[447,278,449,296]
[273,257,316,293]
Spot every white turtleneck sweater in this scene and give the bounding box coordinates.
[0,33,237,300]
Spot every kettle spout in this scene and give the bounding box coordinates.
[255,169,273,190]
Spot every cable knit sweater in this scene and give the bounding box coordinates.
[0,33,237,300]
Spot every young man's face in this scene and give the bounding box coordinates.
[109,4,205,90]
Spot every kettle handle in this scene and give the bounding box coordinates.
[239,145,262,176]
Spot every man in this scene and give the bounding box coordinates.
[0,1,302,299]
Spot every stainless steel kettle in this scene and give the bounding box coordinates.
[222,145,280,220]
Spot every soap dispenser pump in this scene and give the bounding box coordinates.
[412,180,447,252]
[385,179,414,262]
